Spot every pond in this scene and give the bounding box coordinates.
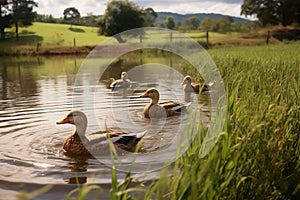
[0,53,213,199]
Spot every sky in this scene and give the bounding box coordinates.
[34,0,248,19]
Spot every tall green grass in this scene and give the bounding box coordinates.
[104,44,300,199]
[158,44,300,199]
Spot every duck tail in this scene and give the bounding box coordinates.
[136,130,147,139]
[115,130,146,145]
[172,102,191,112]
[114,130,146,152]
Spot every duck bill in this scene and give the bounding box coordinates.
[139,92,149,98]
[56,117,69,124]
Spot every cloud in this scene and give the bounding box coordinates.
[34,0,244,18]
[35,0,106,17]
[136,0,243,16]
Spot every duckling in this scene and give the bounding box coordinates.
[110,72,131,91]
[56,110,145,157]
[139,88,189,118]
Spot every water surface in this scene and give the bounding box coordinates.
[0,54,211,199]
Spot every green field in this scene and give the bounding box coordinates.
[0,22,108,55]
[8,22,107,46]
[0,22,284,56]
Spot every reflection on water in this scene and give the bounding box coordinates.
[0,53,212,198]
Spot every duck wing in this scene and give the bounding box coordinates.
[110,79,122,90]
[112,131,146,152]
[191,83,200,92]
[159,101,190,117]
[159,101,181,109]
[161,101,191,112]
[171,102,191,112]
[110,79,131,91]
[88,130,146,154]
[192,82,211,93]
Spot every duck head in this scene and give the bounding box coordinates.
[56,110,88,135]
[182,76,192,85]
[139,88,160,104]
[121,72,127,79]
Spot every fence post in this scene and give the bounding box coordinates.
[36,43,41,52]
[73,37,76,47]
[266,30,270,45]
[206,30,209,45]
[140,33,142,43]
[140,32,143,54]
[170,32,173,42]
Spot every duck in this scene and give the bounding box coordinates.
[181,75,209,94]
[139,88,189,118]
[56,110,145,157]
[110,72,131,91]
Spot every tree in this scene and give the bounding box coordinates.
[98,0,156,43]
[164,16,175,30]
[231,22,242,32]
[241,0,300,26]
[63,7,80,27]
[187,16,200,30]
[218,16,234,33]
[241,21,255,32]
[84,12,98,27]
[143,7,157,27]
[200,17,220,32]
[200,17,213,31]
[0,0,11,39]
[11,0,37,40]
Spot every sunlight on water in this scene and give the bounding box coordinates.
[0,54,213,198]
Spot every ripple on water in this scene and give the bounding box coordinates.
[0,57,214,200]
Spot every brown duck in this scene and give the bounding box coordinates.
[139,88,189,118]
[181,75,209,93]
[56,110,145,157]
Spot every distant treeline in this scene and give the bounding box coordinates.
[34,14,100,27]
[34,13,258,33]
[163,15,258,33]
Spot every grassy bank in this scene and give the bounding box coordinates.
[185,30,279,47]
[0,22,107,56]
[65,44,299,199]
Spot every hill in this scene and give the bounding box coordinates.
[155,12,251,25]
[94,12,252,26]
